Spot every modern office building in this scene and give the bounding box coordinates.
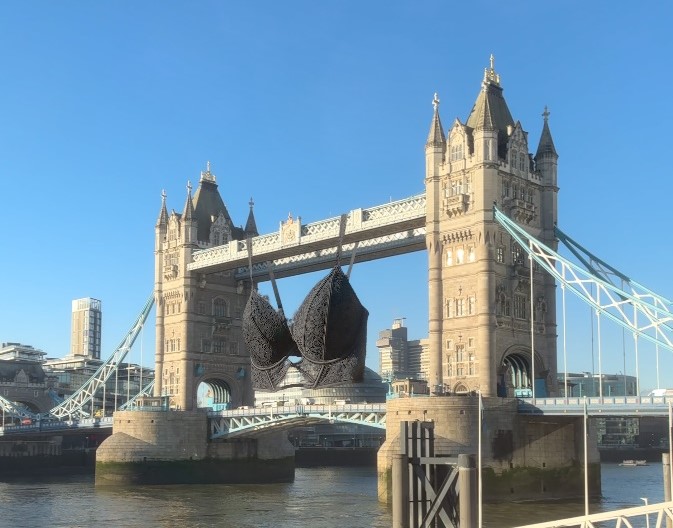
[0,342,47,363]
[376,318,428,381]
[70,298,102,359]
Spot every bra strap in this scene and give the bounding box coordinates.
[246,237,254,286]
[335,213,348,264]
[346,241,359,279]
[267,262,285,318]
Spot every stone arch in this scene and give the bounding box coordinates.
[453,383,469,395]
[498,346,546,397]
[193,369,247,410]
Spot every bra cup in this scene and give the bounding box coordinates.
[290,267,368,387]
[243,289,295,366]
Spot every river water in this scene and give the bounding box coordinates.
[0,463,667,527]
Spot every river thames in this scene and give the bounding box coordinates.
[0,463,667,527]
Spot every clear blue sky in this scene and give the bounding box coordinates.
[1,2,671,392]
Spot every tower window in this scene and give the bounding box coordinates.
[446,249,453,266]
[496,246,505,263]
[456,248,464,264]
[468,246,475,263]
[513,295,527,320]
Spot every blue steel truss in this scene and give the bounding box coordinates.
[208,404,387,439]
[119,379,155,410]
[493,206,673,353]
[48,293,155,420]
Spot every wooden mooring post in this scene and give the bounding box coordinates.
[664,452,672,528]
[392,421,477,528]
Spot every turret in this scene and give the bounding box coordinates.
[425,92,446,178]
[181,181,197,245]
[534,107,559,240]
[244,197,259,238]
[465,55,513,164]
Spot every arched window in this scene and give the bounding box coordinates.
[213,298,228,318]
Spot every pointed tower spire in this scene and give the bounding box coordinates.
[535,106,558,159]
[467,55,513,131]
[244,197,259,237]
[156,190,168,226]
[426,93,446,147]
[182,180,194,221]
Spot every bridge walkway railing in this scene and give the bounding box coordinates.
[518,396,673,416]
[513,500,673,528]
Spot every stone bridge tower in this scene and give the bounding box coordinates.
[154,164,257,410]
[425,57,559,397]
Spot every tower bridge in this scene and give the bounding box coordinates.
[2,58,671,501]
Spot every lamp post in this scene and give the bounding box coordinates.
[640,497,650,528]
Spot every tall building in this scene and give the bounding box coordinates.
[70,298,102,359]
[376,319,428,380]
[425,57,558,396]
[154,164,258,411]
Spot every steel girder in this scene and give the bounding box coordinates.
[493,206,673,353]
[48,293,155,420]
[208,404,387,439]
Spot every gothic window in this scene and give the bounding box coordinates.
[510,149,518,168]
[201,338,211,354]
[456,345,465,362]
[468,296,476,315]
[502,180,510,198]
[455,298,465,317]
[456,248,464,264]
[465,176,472,194]
[213,298,228,317]
[513,295,527,319]
[213,339,225,354]
[468,353,475,375]
[446,249,453,266]
[446,339,453,350]
[468,246,475,263]
[198,302,206,315]
[446,299,454,318]
[519,154,526,171]
[468,337,475,348]
[496,246,505,263]
[229,343,239,355]
[520,186,525,200]
[450,143,463,161]
[447,359,453,377]
[483,140,491,161]
[456,365,465,376]
[511,244,523,265]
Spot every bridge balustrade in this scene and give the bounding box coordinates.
[517,396,673,416]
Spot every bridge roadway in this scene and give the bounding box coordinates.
[1,397,671,438]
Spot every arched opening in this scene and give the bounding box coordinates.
[454,383,469,395]
[499,352,532,397]
[196,378,231,411]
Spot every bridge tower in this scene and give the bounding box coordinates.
[425,57,559,397]
[154,164,257,411]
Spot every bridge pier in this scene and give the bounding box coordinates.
[95,410,294,485]
[378,396,601,503]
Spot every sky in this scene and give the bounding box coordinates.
[1,2,672,392]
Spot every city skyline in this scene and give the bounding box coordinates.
[1,3,672,391]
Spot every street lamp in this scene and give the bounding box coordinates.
[640,497,650,528]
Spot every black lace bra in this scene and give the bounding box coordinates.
[243,266,368,390]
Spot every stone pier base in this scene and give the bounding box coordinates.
[378,396,601,503]
[95,410,294,486]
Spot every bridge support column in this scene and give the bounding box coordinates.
[378,396,601,504]
[95,410,294,485]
